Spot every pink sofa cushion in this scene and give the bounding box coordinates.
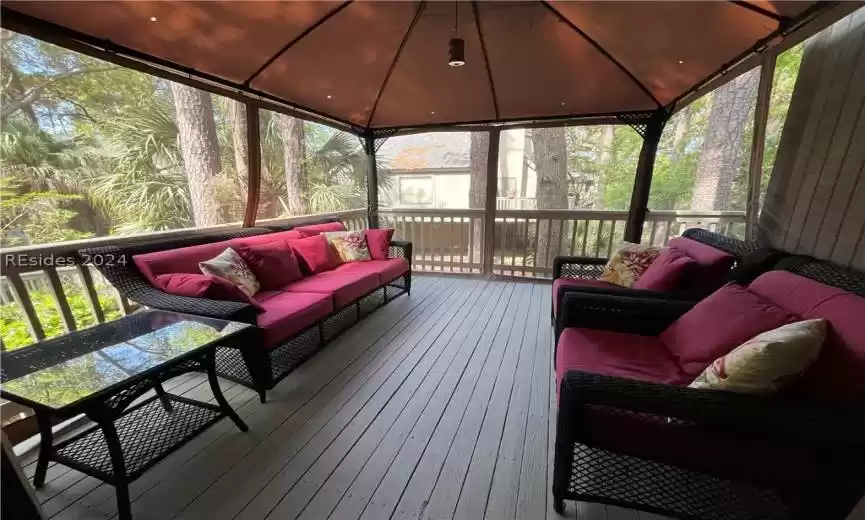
[294,221,346,237]
[282,267,379,308]
[154,273,264,311]
[661,283,797,376]
[365,229,395,260]
[332,258,409,285]
[287,235,341,274]
[556,327,689,396]
[552,278,619,315]
[749,271,865,399]
[633,248,695,291]
[668,236,735,293]
[234,240,302,290]
[134,241,233,284]
[255,291,333,347]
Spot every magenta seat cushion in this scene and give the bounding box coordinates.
[556,327,689,395]
[255,291,333,347]
[154,273,264,311]
[552,278,618,315]
[333,258,409,285]
[633,248,696,291]
[287,235,341,274]
[234,240,302,290]
[749,271,865,399]
[282,268,379,308]
[294,221,346,237]
[667,236,735,293]
[660,283,797,376]
[133,240,233,285]
[365,229,395,260]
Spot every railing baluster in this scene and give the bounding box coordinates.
[607,221,616,258]
[569,219,578,255]
[595,220,604,257]
[44,267,77,333]
[419,217,425,270]
[664,220,674,245]
[557,219,565,261]
[520,219,528,276]
[649,220,659,246]
[77,264,106,323]
[447,217,454,272]
[6,272,45,341]
[510,219,518,275]
[581,220,589,256]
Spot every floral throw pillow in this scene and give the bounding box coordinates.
[690,319,826,395]
[323,230,371,262]
[199,247,260,297]
[598,242,664,288]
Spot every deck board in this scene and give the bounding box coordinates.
[22,276,668,520]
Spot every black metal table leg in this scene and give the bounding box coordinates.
[32,411,53,488]
[206,350,248,432]
[92,410,132,520]
[153,380,174,412]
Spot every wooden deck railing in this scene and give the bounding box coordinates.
[380,208,745,278]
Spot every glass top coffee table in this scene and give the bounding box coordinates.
[0,310,254,520]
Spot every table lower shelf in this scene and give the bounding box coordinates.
[52,395,224,482]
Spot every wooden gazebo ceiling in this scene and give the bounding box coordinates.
[3,1,828,132]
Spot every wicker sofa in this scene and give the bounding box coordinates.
[79,220,412,403]
[552,258,865,520]
[550,229,779,320]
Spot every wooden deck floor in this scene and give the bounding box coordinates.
[20,276,669,520]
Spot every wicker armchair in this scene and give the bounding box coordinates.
[552,261,865,520]
[551,229,778,321]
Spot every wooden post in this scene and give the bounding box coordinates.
[482,128,501,276]
[242,102,261,227]
[746,53,776,241]
[364,134,380,229]
[624,110,667,243]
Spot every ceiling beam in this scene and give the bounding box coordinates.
[472,0,500,120]
[728,1,788,23]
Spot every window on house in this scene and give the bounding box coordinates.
[398,177,434,206]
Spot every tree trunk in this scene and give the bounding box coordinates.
[230,101,250,220]
[594,125,615,209]
[533,127,568,268]
[670,107,692,163]
[691,69,760,210]
[275,113,306,215]
[469,131,489,264]
[170,83,222,226]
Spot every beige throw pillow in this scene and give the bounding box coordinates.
[598,242,665,288]
[323,230,371,262]
[689,319,826,395]
[199,247,260,297]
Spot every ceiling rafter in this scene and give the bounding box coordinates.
[472,0,500,120]
[243,0,353,87]
[366,1,426,127]
[540,1,662,109]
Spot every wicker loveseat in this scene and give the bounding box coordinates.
[551,258,865,520]
[550,229,777,320]
[79,220,412,403]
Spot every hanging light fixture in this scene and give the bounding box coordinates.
[448,1,465,67]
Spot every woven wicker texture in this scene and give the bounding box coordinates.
[54,398,221,480]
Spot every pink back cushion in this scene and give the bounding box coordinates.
[660,283,797,376]
[154,273,264,311]
[234,240,303,290]
[749,271,865,399]
[287,235,342,274]
[133,241,232,284]
[294,221,346,237]
[365,228,394,260]
[232,229,303,247]
[668,237,735,292]
[633,248,696,291]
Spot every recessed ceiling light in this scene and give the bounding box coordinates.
[678,60,684,64]
[326,95,332,99]
[430,111,436,115]
[150,16,157,22]
[560,101,566,106]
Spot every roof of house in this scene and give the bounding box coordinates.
[378,132,470,171]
